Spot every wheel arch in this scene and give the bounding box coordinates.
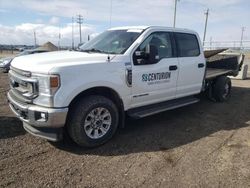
[67,86,125,128]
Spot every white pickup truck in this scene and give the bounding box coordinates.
[8,26,242,147]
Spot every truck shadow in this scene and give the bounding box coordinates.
[0,116,25,139]
[53,85,250,156]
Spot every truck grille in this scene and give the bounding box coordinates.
[9,67,38,104]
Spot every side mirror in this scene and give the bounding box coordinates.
[134,44,159,65]
[135,51,146,58]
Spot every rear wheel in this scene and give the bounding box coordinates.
[212,76,231,102]
[67,95,119,147]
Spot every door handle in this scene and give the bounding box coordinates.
[169,65,178,71]
[198,63,205,68]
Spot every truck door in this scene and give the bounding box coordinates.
[130,32,179,108]
[174,32,205,98]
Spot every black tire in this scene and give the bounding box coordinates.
[67,95,119,147]
[213,76,231,102]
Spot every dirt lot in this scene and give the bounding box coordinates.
[1,72,250,187]
[0,51,18,59]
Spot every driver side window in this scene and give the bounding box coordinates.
[133,32,173,65]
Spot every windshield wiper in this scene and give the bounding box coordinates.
[80,48,106,53]
[80,48,119,54]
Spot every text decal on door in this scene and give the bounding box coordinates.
[142,72,171,85]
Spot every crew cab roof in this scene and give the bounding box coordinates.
[108,26,197,34]
[108,26,149,31]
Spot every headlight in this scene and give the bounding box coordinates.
[35,74,60,95]
[32,73,60,107]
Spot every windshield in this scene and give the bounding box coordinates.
[80,29,143,54]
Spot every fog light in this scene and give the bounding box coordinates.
[41,113,46,119]
[35,112,48,122]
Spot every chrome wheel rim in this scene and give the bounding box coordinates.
[83,107,112,139]
[223,83,230,98]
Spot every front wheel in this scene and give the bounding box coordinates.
[67,95,119,147]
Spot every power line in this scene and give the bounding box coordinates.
[76,14,84,44]
[203,8,209,46]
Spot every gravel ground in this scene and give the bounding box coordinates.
[1,72,250,187]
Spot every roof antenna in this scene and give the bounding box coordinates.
[107,0,113,62]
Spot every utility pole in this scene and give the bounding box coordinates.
[240,27,245,50]
[203,8,209,46]
[76,14,83,44]
[72,16,74,49]
[109,0,113,28]
[173,0,179,28]
[34,30,37,47]
[210,37,212,50]
[58,27,61,50]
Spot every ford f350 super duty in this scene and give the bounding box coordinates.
[7,26,243,147]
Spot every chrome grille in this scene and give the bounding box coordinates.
[9,67,38,103]
[10,66,31,77]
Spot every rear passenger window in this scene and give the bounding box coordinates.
[175,33,200,57]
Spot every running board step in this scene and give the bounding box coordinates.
[127,96,200,119]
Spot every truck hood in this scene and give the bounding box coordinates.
[11,50,113,74]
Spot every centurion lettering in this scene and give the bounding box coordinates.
[142,72,171,82]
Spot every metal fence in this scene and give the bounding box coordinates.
[203,40,250,50]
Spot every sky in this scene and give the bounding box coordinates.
[0,0,249,47]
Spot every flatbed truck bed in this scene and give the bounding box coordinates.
[205,68,233,80]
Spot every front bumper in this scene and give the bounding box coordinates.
[23,122,63,141]
[7,91,68,141]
